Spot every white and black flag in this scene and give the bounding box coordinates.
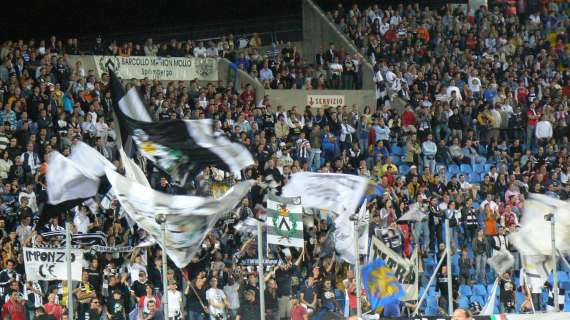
[110,70,255,185]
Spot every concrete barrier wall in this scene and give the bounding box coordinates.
[302,0,375,90]
[265,89,376,112]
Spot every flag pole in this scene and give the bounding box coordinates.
[445,219,453,316]
[548,213,559,311]
[65,211,73,320]
[256,219,266,320]
[412,249,447,316]
[350,216,362,318]
[156,214,169,320]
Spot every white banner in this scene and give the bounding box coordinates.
[24,247,84,281]
[95,55,218,81]
[307,94,345,108]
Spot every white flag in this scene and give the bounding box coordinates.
[47,142,115,204]
[282,172,369,215]
[480,277,499,315]
[105,168,252,267]
[357,200,369,254]
[509,194,570,255]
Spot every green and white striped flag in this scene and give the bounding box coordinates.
[266,194,303,248]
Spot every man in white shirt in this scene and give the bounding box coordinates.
[206,277,228,320]
[166,280,183,320]
[193,41,207,58]
[259,61,274,82]
[446,80,462,100]
[480,194,498,214]
[328,57,343,89]
[421,134,437,174]
[535,115,553,145]
[21,143,40,175]
[73,205,92,234]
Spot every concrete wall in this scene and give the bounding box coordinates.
[302,0,375,90]
[265,89,376,112]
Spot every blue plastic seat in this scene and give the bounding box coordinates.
[459,284,472,296]
[460,164,472,174]
[484,164,494,173]
[487,284,498,297]
[470,172,481,183]
[469,295,485,306]
[458,296,469,309]
[448,164,460,175]
[391,144,402,156]
[473,163,484,173]
[390,155,401,165]
[399,164,410,175]
[472,284,487,296]
[451,254,460,276]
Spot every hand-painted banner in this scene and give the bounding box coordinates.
[24,247,84,281]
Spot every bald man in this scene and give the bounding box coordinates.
[452,308,472,320]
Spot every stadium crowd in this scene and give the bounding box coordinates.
[0,1,569,320]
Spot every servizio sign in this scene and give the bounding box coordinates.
[307,94,345,108]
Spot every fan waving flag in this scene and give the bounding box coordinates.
[105,168,253,267]
[109,70,254,185]
[361,258,405,311]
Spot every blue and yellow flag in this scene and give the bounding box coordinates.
[361,258,404,310]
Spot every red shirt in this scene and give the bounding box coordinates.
[290,304,308,320]
[402,110,417,127]
[2,299,25,320]
[517,86,529,104]
[44,303,63,320]
[527,108,540,126]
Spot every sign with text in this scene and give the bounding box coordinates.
[94,56,218,81]
[307,94,345,108]
[24,247,84,281]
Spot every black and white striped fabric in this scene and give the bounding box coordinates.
[110,70,254,185]
[546,286,565,311]
[40,231,108,246]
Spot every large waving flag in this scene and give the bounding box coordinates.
[361,258,405,311]
[109,71,254,185]
[40,142,116,228]
[47,141,116,204]
[281,172,368,215]
[105,167,252,267]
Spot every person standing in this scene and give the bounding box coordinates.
[166,281,183,320]
[472,230,490,284]
[499,272,516,313]
[205,277,228,320]
[2,290,24,320]
[289,295,308,320]
[422,134,437,174]
[185,272,208,320]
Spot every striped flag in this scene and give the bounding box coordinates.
[266,193,303,248]
[109,70,254,185]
